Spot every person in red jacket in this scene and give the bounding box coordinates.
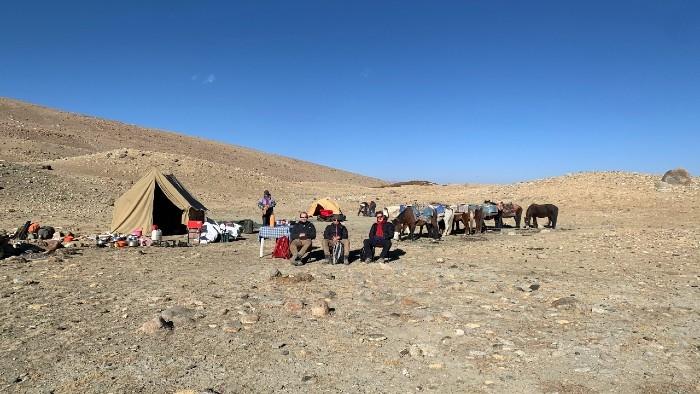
[361,212,395,263]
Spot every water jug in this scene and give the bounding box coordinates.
[152,228,162,242]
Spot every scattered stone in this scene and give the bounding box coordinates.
[366,334,387,341]
[240,313,260,325]
[536,253,547,259]
[222,320,241,333]
[465,323,481,329]
[310,300,330,317]
[591,307,608,314]
[515,282,540,292]
[435,257,445,264]
[428,363,443,369]
[139,316,173,334]
[551,297,586,312]
[273,273,314,284]
[284,299,304,313]
[268,268,282,279]
[161,305,195,326]
[455,329,465,336]
[408,345,424,358]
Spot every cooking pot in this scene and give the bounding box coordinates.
[128,239,139,247]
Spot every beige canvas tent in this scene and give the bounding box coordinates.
[110,168,207,235]
[306,197,342,216]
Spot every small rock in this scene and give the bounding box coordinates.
[284,299,304,313]
[222,320,241,333]
[268,268,282,279]
[435,257,445,264]
[536,253,547,259]
[366,334,387,341]
[591,307,608,314]
[139,316,173,334]
[465,323,481,329]
[240,313,260,325]
[408,345,424,358]
[310,300,330,317]
[455,329,465,336]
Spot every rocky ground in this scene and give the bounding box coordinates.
[1,171,699,393]
[1,99,699,393]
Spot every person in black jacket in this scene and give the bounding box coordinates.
[289,212,316,265]
[362,211,395,263]
[322,215,350,264]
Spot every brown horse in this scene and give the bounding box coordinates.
[484,200,523,228]
[391,206,439,240]
[525,203,558,229]
[462,205,485,235]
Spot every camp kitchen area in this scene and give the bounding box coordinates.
[2,168,260,258]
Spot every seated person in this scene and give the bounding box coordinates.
[362,212,395,263]
[289,212,316,266]
[322,214,350,264]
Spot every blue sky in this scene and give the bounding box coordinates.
[2,1,699,183]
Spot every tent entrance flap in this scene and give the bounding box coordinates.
[153,184,185,235]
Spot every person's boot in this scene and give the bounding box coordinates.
[324,254,332,264]
[343,256,350,265]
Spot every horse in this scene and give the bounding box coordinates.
[483,200,523,228]
[524,203,558,229]
[431,204,456,237]
[461,205,485,235]
[391,206,440,240]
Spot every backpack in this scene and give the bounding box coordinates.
[272,236,291,259]
[237,219,254,234]
[38,226,55,240]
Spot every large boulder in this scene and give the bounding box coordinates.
[661,168,692,185]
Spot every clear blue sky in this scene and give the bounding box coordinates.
[2,1,699,183]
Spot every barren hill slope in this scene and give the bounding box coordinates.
[0,97,384,186]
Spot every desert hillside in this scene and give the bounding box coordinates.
[0,99,699,393]
[0,97,384,186]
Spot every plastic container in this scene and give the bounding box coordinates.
[151,228,162,242]
[269,214,276,227]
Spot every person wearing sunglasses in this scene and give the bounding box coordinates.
[322,214,350,264]
[361,212,395,263]
[289,212,316,265]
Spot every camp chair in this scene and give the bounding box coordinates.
[187,220,203,245]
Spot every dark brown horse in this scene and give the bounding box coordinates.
[525,203,558,229]
[391,207,439,240]
[484,200,523,228]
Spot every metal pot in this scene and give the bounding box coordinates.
[128,239,139,247]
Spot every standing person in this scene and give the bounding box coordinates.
[361,211,395,263]
[257,190,276,227]
[289,212,316,266]
[322,215,350,264]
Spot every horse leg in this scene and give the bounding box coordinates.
[515,213,521,228]
[532,217,539,228]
